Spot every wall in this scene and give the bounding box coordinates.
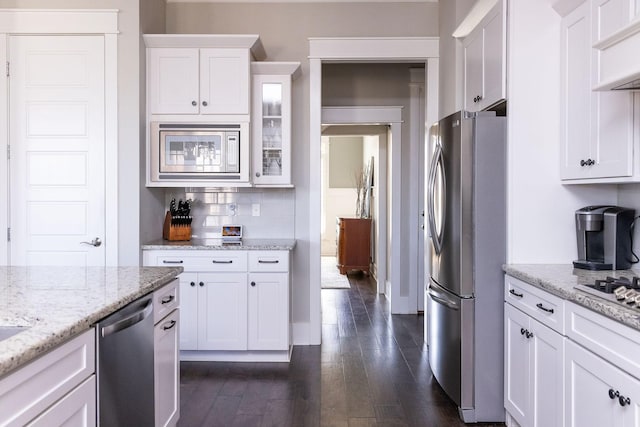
[506,0,617,263]
[0,0,143,265]
[139,0,166,256]
[328,137,363,189]
[166,2,438,333]
[618,184,640,262]
[164,189,295,239]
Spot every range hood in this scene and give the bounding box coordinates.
[593,18,640,91]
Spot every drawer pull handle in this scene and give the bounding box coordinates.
[161,295,175,304]
[212,260,233,264]
[536,303,554,314]
[258,260,279,264]
[509,289,524,298]
[162,260,183,264]
[162,320,177,331]
[619,395,631,407]
[609,389,619,399]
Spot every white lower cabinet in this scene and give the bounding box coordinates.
[565,339,640,427]
[153,280,180,427]
[0,329,95,427]
[143,249,292,362]
[505,298,564,427]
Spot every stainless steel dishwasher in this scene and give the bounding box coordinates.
[97,295,154,426]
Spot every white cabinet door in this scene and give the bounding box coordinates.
[199,48,250,115]
[9,35,106,266]
[252,74,292,186]
[26,376,96,427]
[198,272,248,350]
[531,317,564,427]
[148,48,199,115]
[463,31,484,113]
[504,303,530,425]
[248,273,289,350]
[561,2,593,180]
[482,3,506,111]
[155,309,180,427]
[179,273,199,351]
[565,340,628,427]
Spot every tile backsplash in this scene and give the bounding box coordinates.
[164,188,295,239]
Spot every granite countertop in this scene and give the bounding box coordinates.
[142,238,296,251]
[503,264,640,331]
[0,266,182,378]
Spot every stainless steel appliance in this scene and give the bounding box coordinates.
[97,295,154,426]
[150,122,245,181]
[576,275,640,309]
[573,205,636,270]
[426,110,506,423]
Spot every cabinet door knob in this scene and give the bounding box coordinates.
[526,331,533,339]
[609,389,619,399]
[190,281,196,287]
[202,101,208,107]
[619,395,631,406]
[580,159,586,166]
[199,281,204,287]
[520,328,526,335]
[587,158,595,166]
[192,100,197,106]
[251,281,256,287]
[256,172,261,177]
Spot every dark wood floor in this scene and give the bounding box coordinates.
[178,273,506,427]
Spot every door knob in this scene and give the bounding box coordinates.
[80,237,102,247]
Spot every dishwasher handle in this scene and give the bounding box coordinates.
[101,300,153,338]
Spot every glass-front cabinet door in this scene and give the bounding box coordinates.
[251,63,300,186]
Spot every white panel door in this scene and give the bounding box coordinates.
[199,48,249,115]
[9,36,105,266]
[248,272,289,350]
[504,303,530,426]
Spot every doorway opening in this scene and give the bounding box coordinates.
[320,125,388,293]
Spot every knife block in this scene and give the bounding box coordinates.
[163,211,192,241]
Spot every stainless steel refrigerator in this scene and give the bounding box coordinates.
[426,110,506,423]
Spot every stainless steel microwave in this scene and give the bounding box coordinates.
[150,122,245,181]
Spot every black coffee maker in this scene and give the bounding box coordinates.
[573,206,635,270]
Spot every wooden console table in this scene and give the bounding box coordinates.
[336,217,371,275]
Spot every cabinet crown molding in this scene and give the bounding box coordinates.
[143,34,266,61]
[251,62,301,80]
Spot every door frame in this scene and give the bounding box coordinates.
[0,9,118,265]
[308,37,439,344]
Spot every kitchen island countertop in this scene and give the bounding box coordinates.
[0,266,182,378]
[504,264,640,331]
[142,238,296,251]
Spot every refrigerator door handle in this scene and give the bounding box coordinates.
[427,143,446,254]
[428,280,460,310]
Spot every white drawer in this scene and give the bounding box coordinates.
[505,275,565,334]
[153,278,179,324]
[248,251,289,272]
[144,250,248,272]
[566,301,640,380]
[0,329,95,426]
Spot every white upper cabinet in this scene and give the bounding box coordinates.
[144,34,264,118]
[251,62,300,187]
[559,1,638,182]
[461,0,507,112]
[148,47,250,116]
